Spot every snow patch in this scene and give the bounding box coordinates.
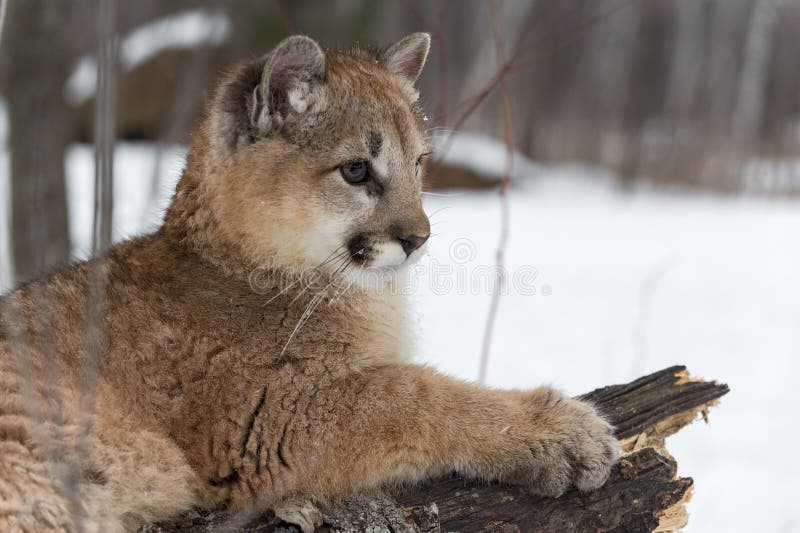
[742,157,800,194]
[65,9,230,105]
[64,143,186,258]
[430,131,543,182]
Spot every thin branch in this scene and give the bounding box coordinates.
[432,0,453,128]
[81,0,117,423]
[0,0,7,47]
[434,0,638,128]
[508,0,640,73]
[75,0,117,529]
[407,0,453,127]
[403,0,430,27]
[272,0,296,35]
[478,0,514,384]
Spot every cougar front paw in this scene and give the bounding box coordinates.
[501,389,619,497]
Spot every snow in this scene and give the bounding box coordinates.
[743,157,800,194]
[64,143,185,257]
[415,176,800,533]
[430,130,542,181]
[65,9,230,105]
[2,134,798,531]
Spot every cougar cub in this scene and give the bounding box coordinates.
[0,34,618,531]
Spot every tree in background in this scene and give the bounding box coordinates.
[3,0,800,284]
[0,1,75,283]
[0,0,232,283]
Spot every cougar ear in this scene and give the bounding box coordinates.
[380,32,431,84]
[250,35,326,135]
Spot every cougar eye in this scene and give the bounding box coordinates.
[340,161,370,184]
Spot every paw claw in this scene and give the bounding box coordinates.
[495,391,620,496]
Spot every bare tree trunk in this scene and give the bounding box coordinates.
[2,1,73,283]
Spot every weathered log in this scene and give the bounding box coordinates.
[144,366,728,532]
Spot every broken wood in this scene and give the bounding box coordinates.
[144,366,728,532]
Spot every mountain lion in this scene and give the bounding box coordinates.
[0,33,618,531]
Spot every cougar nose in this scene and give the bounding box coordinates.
[397,234,429,256]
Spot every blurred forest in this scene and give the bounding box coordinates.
[1,0,799,284]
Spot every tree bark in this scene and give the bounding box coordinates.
[0,0,209,284]
[1,1,74,283]
[146,366,728,532]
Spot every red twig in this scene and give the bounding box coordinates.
[434,0,638,129]
[404,0,430,27]
[434,1,451,128]
[405,0,452,127]
[272,0,296,35]
[508,0,640,72]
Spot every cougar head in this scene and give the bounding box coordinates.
[205,33,432,288]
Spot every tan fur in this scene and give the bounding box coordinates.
[0,34,618,531]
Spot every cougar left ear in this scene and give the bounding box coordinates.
[380,32,431,84]
[250,35,326,135]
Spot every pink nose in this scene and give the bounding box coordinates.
[397,234,429,256]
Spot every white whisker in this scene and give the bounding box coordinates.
[262,246,348,307]
[279,258,353,357]
[327,259,359,305]
[262,275,304,306]
[280,293,327,357]
[426,206,453,219]
[422,191,467,197]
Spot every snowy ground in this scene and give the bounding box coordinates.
[1,138,798,532]
[417,173,800,533]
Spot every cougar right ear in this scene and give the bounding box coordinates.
[249,35,326,136]
[380,33,430,84]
